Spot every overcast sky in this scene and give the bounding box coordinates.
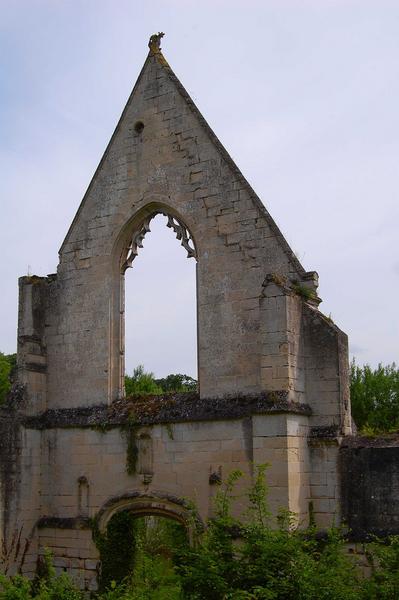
[1,1,398,378]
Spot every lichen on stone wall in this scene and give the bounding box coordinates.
[124,413,140,475]
[0,401,23,571]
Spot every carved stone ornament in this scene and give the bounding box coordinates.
[166,214,196,259]
[148,32,165,54]
[122,211,196,271]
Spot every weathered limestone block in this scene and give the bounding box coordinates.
[17,276,51,415]
[308,438,342,528]
[253,414,310,524]
[340,437,399,538]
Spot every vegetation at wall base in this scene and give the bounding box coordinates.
[2,468,399,598]
[2,355,399,597]
[94,511,137,591]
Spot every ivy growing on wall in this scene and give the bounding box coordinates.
[92,511,138,591]
[124,413,140,475]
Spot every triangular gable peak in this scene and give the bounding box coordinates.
[40,33,338,406]
[59,34,310,284]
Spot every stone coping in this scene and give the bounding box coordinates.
[340,433,399,448]
[22,391,311,430]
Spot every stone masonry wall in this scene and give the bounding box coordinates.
[28,412,313,589]
[340,436,399,538]
[44,49,321,407]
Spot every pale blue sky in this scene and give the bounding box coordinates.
[1,1,398,377]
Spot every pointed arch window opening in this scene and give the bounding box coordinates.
[118,211,197,398]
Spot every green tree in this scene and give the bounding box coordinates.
[350,360,399,433]
[125,365,163,396]
[124,366,197,396]
[0,352,15,404]
[155,373,197,393]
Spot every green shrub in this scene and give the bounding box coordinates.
[0,550,83,600]
[177,466,364,600]
[125,365,163,396]
[0,574,32,600]
[95,511,137,591]
[126,551,182,600]
[35,573,83,600]
[4,471,399,598]
[0,353,14,404]
[363,535,399,599]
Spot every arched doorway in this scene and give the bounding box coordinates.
[95,492,200,591]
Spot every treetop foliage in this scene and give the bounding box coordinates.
[350,360,399,434]
[125,365,197,397]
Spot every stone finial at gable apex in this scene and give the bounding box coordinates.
[148,32,165,54]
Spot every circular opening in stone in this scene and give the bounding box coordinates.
[134,121,145,134]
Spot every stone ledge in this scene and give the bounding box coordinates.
[24,362,47,374]
[340,433,399,449]
[37,516,91,530]
[308,425,341,446]
[23,391,311,430]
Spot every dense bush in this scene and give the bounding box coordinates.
[177,467,365,599]
[0,550,83,599]
[350,360,399,433]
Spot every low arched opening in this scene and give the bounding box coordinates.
[95,492,201,591]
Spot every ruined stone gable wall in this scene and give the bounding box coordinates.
[5,44,356,588]
[304,304,350,431]
[45,52,312,408]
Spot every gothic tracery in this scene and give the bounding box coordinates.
[122,211,196,271]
